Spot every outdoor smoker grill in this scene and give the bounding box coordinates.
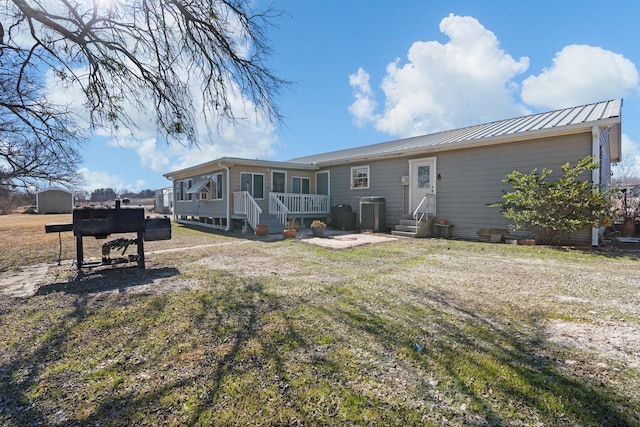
[45,199,171,270]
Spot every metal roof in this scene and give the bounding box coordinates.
[289,99,622,165]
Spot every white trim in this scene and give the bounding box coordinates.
[350,165,370,189]
[271,169,287,193]
[592,126,601,246]
[220,162,231,231]
[240,172,265,199]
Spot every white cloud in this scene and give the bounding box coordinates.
[348,67,378,127]
[621,133,639,159]
[136,138,171,172]
[44,57,279,185]
[522,45,640,109]
[77,167,142,193]
[349,13,530,137]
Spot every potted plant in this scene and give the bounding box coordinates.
[255,224,268,236]
[311,220,326,237]
[283,218,299,239]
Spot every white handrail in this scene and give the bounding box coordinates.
[233,191,262,231]
[269,193,289,224]
[413,194,436,225]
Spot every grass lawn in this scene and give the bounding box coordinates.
[0,214,639,425]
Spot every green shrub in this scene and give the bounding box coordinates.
[493,156,611,245]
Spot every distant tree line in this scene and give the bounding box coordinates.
[86,188,155,203]
[0,187,157,214]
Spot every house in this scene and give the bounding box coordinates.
[163,158,331,234]
[164,99,622,244]
[36,187,73,214]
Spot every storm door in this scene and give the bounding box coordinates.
[408,158,436,216]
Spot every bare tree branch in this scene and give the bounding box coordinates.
[0,0,286,187]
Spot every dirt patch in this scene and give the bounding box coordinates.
[548,320,640,369]
[300,231,396,249]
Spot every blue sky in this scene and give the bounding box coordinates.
[74,0,640,192]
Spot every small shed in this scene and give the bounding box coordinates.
[37,187,73,214]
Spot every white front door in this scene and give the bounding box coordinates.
[408,158,436,216]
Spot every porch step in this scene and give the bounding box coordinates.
[391,230,420,238]
[390,215,434,238]
[254,213,285,235]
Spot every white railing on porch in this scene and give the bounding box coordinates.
[233,191,262,230]
[269,194,289,225]
[413,193,436,226]
[270,193,330,216]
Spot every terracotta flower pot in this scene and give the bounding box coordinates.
[283,229,297,239]
[438,219,448,225]
[255,224,268,236]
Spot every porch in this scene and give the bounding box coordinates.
[233,192,330,233]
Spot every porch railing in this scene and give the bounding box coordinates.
[233,191,262,230]
[413,194,436,226]
[269,193,289,225]
[270,193,330,216]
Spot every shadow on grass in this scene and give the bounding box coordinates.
[34,266,180,295]
[69,278,310,425]
[320,284,639,426]
[2,268,638,425]
[1,274,312,425]
[0,291,94,425]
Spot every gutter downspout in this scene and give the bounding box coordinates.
[220,161,232,231]
[591,126,600,247]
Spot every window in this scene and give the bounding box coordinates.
[176,179,193,201]
[292,177,310,194]
[211,173,223,199]
[272,171,286,193]
[175,181,184,201]
[350,166,369,189]
[187,173,223,200]
[241,173,264,199]
[417,165,431,189]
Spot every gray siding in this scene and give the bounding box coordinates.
[432,132,591,241]
[173,165,319,217]
[324,132,593,242]
[325,157,409,230]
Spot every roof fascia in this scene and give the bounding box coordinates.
[164,157,318,180]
